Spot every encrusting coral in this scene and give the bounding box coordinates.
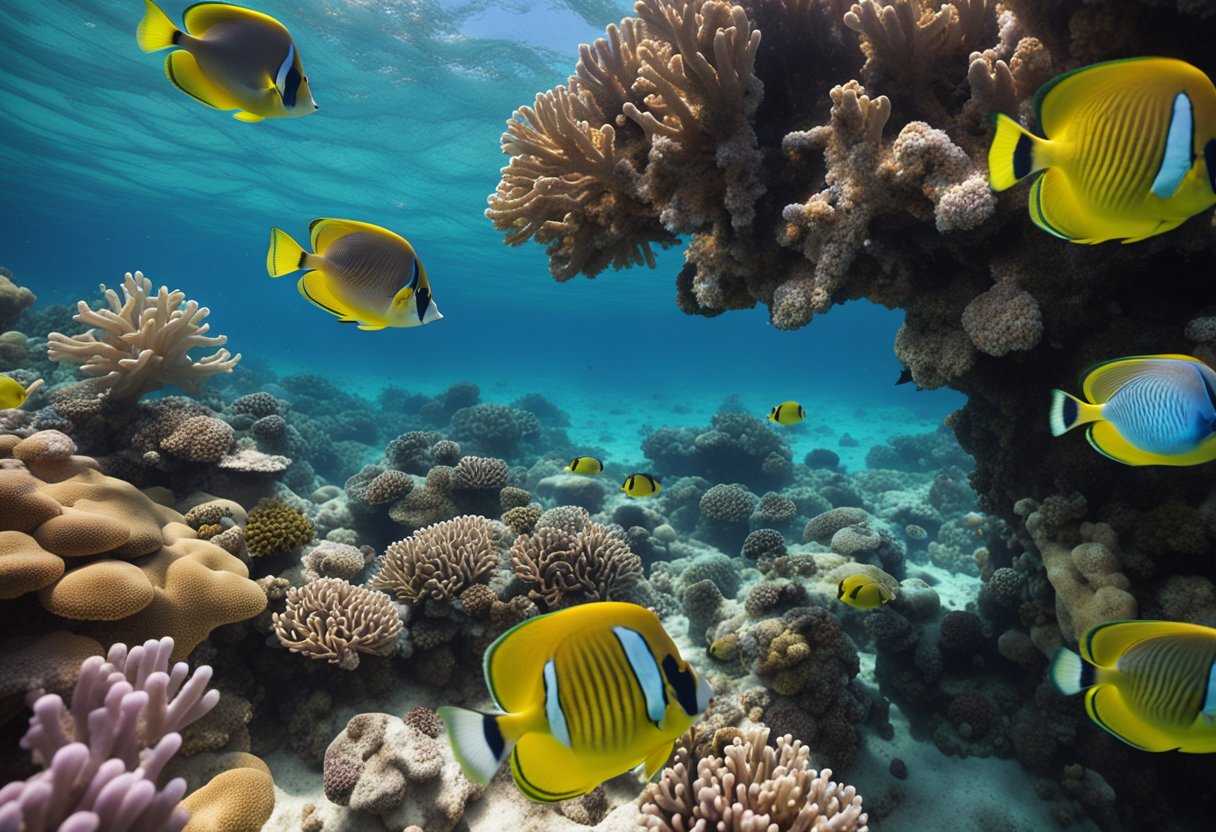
[272,578,402,670]
[47,271,240,401]
[639,726,868,831]
[0,636,274,832]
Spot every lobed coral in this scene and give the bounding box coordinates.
[371,515,498,603]
[272,578,402,670]
[510,522,643,609]
[47,271,239,401]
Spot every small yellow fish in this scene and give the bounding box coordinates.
[0,377,43,410]
[620,473,660,498]
[707,633,739,662]
[566,456,604,475]
[137,0,317,122]
[767,401,805,425]
[1049,619,1216,752]
[267,219,442,331]
[837,573,895,610]
[989,57,1216,243]
[438,601,712,802]
[1050,354,1216,466]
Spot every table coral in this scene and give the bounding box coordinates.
[47,271,239,401]
[639,726,868,831]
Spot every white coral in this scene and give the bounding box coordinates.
[47,270,240,400]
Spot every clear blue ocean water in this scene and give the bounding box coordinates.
[0,0,961,439]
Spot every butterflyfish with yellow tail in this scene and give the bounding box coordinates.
[267,219,442,331]
[988,57,1216,243]
[136,0,317,122]
[767,401,805,425]
[836,572,896,610]
[1050,354,1216,466]
[620,473,660,498]
[0,377,43,410]
[1049,619,1216,752]
[565,456,604,475]
[438,601,712,802]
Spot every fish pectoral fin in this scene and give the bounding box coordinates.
[164,51,235,110]
[1085,685,1174,752]
[643,742,674,781]
[232,111,264,122]
[182,2,287,36]
[297,272,355,321]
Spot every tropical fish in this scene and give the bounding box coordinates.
[837,573,895,610]
[1049,619,1216,752]
[438,601,712,802]
[267,219,442,331]
[620,473,661,498]
[136,0,317,122]
[767,401,805,425]
[1049,354,1216,466]
[565,456,604,475]
[895,367,914,386]
[0,377,43,410]
[988,57,1216,243]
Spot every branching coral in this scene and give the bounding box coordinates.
[272,578,402,670]
[371,515,498,603]
[510,522,643,609]
[639,726,868,831]
[47,271,240,401]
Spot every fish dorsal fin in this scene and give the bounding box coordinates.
[1079,354,1198,404]
[1151,91,1195,199]
[182,2,287,36]
[1034,57,1159,139]
[483,608,569,713]
[297,272,355,321]
[308,218,406,256]
[1081,619,1214,667]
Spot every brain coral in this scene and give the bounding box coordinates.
[371,515,498,603]
[272,578,402,670]
[0,432,265,660]
[245,499,315,557]
[699,483,758,523]
[449,404,541,457]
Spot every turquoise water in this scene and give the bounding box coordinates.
[0,0,960,421]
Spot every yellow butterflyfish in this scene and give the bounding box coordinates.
[836,572,896,610]
[767,401,805,425]
[565,456,604,475]
[620,473,660,498]
[0,377,43,410]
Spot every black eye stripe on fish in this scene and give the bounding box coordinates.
[661,654,700,716]
[1205,139,1216,192]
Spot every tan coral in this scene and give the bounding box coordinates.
[272,578,402,670]
[371,515,499,603]
[47,271,240,401]
[510,522,643,609]
[181,752,276,832]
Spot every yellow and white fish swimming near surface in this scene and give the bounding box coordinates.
[767,400,805,425]
[438,602,712,802]
[136,0,317,122]
[988,57,1216,243]
[565,456,604,475]
[1050,354,1216,466]
[836,571,897,610]
[0,377,43,410]
[267,219,442,331]
[1049,619,1216,752]
[620,473,661,498]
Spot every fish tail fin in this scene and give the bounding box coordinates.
[136,0,182,53]
[267,228,308,277]
[988,113,1049,191]
[437,706,515,787]
[1050,389,1102,437]
[1048,647,1095,696]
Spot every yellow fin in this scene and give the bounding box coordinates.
[988,113,1047,191]
[356,324,387,331]
[308,218,405,255]
[164,50,236,110]
[1082,620,1216,667]
[1085,422,1216,466]
[509,736,595,803]
[136,0,181,52]
[1085,685,1172,751]
[1081,355,1201,404]
[643,742,673,781]
[232,111,264,122]
[267,228,306,277]
[182,2,287,36]
[483,609,567,713]
[297,271,356,321]
[1027,169,1079,241]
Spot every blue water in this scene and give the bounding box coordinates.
[0,0,963,415]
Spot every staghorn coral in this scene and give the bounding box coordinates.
[272,578,402,670]
[510,522,643,609]
[371,515,498,603]
[47,271,240,401]
[639,726,868,831]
